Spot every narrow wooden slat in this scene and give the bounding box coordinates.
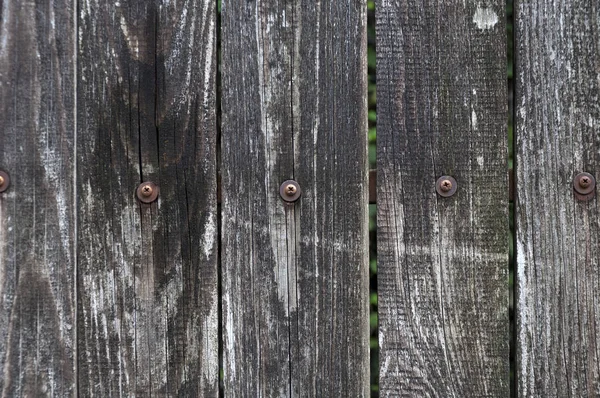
[77,1,218,395]
[377,0,509,395]
[0,1,76,395]
[221,0,369,396]
[516,1,600,395]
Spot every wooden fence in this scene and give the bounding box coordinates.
[0,0,598,396]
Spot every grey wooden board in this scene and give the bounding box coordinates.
[77,0,218,395]
[516,1,600,395]
[220,0,370,396]
[0,1,76,396]
[376,0,509,395]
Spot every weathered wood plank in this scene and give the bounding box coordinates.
[376,0,509,395]
[0,1,76,396]
[221,0,369,396]
[516,1,600,395]
[77,0,218,395]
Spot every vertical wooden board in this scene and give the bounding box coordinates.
[0,1,76,396]
[77,0,218,395]
[516,2,600,395]
[221,0,369,396]
[376,0,509,396]
[294,2,370,396]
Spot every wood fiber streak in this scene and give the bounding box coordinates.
[377,0,509,396]
[516,1,600,396]
[77,0,218,395]
[221,0,369,396]
[0,1,76,396]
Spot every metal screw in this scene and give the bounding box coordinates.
[285,184,297,196]
[436,175,457,197]
[440,179,453,192]
[0,170,10,193]
[573,172,596,201]
[141,184,153,197]
[136,181,159,203]
[280,180,301,203]
[579,176,591,189]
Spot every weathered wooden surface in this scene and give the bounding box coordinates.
[0,1,76,395]
[221,0,369,396]
[77,0,218,395]
[377,0,509,395]
[516,1,600,395]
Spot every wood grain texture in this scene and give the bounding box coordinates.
[77,0,218,395]
[516,1,600,396]
[220,0,369,396]
[376,0,509,395]
[0,1,76,396]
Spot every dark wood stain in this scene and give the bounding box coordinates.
[77,0,218,395]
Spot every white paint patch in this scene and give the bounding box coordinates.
[202,212,216,259]
[0,1,10,53]
[477,155,484,168]
[224,292,236,379]
[202,300,219,386]
[473,7,498,30]
[119,15,130,44]
[202,3,215,118]
[380,354,390,378]
[119,15,139,60]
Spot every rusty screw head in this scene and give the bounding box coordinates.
[141,184,153,197]
[579,176,591,189]
[136,181,159,203]
[284,184,297,196]
[280,180,301,203]
[0,170,10,193]
[440,179,453,192]
[574,172,596,201]
[436,175,457,197]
